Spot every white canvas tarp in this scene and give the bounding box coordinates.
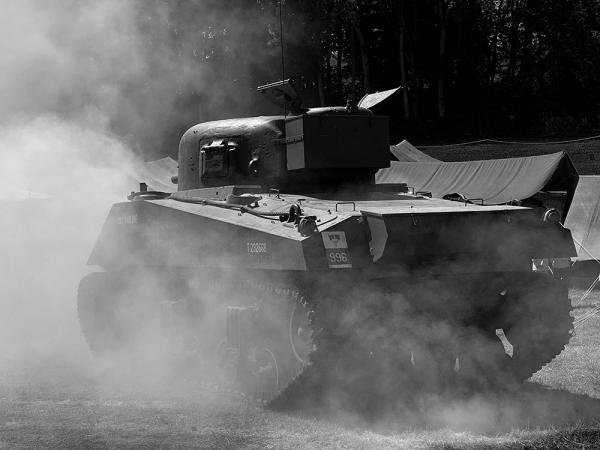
[563,175,600,261]
[390,140,439,162]
[376,151,573,205]
[134,156,178,192]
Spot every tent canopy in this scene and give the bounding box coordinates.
[563,176,600,261]
[135,156,178,192]
[390,140,439,162]
[376,151,577,209]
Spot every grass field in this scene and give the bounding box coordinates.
[1,283,600,449]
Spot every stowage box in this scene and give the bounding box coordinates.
[285,114,389,170]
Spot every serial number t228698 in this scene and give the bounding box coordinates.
[247,242,267,253]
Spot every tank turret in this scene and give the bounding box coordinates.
[177,80,390,193]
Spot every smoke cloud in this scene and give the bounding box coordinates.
[0,0,282,391]
[0,0,209,380]
[0,116,135,378]
[0,1,585,441]
[0,0,283,159]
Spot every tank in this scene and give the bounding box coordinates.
[78,81,576,407]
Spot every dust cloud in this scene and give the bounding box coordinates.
[0,0,282,395]
[0,0,208,387]
[0,0,583,441]
[0,115,137,382]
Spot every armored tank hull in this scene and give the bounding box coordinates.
[79,189,575,403]
[79,90,576,406]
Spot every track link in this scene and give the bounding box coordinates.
[78,271,573,411]
[224,279,315,404]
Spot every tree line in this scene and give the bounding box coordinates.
[276,0,600,140]
[141,0,600,149]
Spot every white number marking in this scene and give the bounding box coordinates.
[327,251,349,263]
[247,242,267,253]
[117,215,138,225]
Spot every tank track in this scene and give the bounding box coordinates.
[502,275,573,383]
[238,279,392,409]
[269,286,420,411]
[78,272,573,410]
[231,279,315,403]
[270,274,574,410]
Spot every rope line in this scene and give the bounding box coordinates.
[577,276,600,305]
[554,225,600,328]
[574,303,600,329]
[571,262,600,328]
[418,135,600,149]
[558,226,600,267]
[572,249,600,307]
[571,237,600,267]
[568,232,600,307]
